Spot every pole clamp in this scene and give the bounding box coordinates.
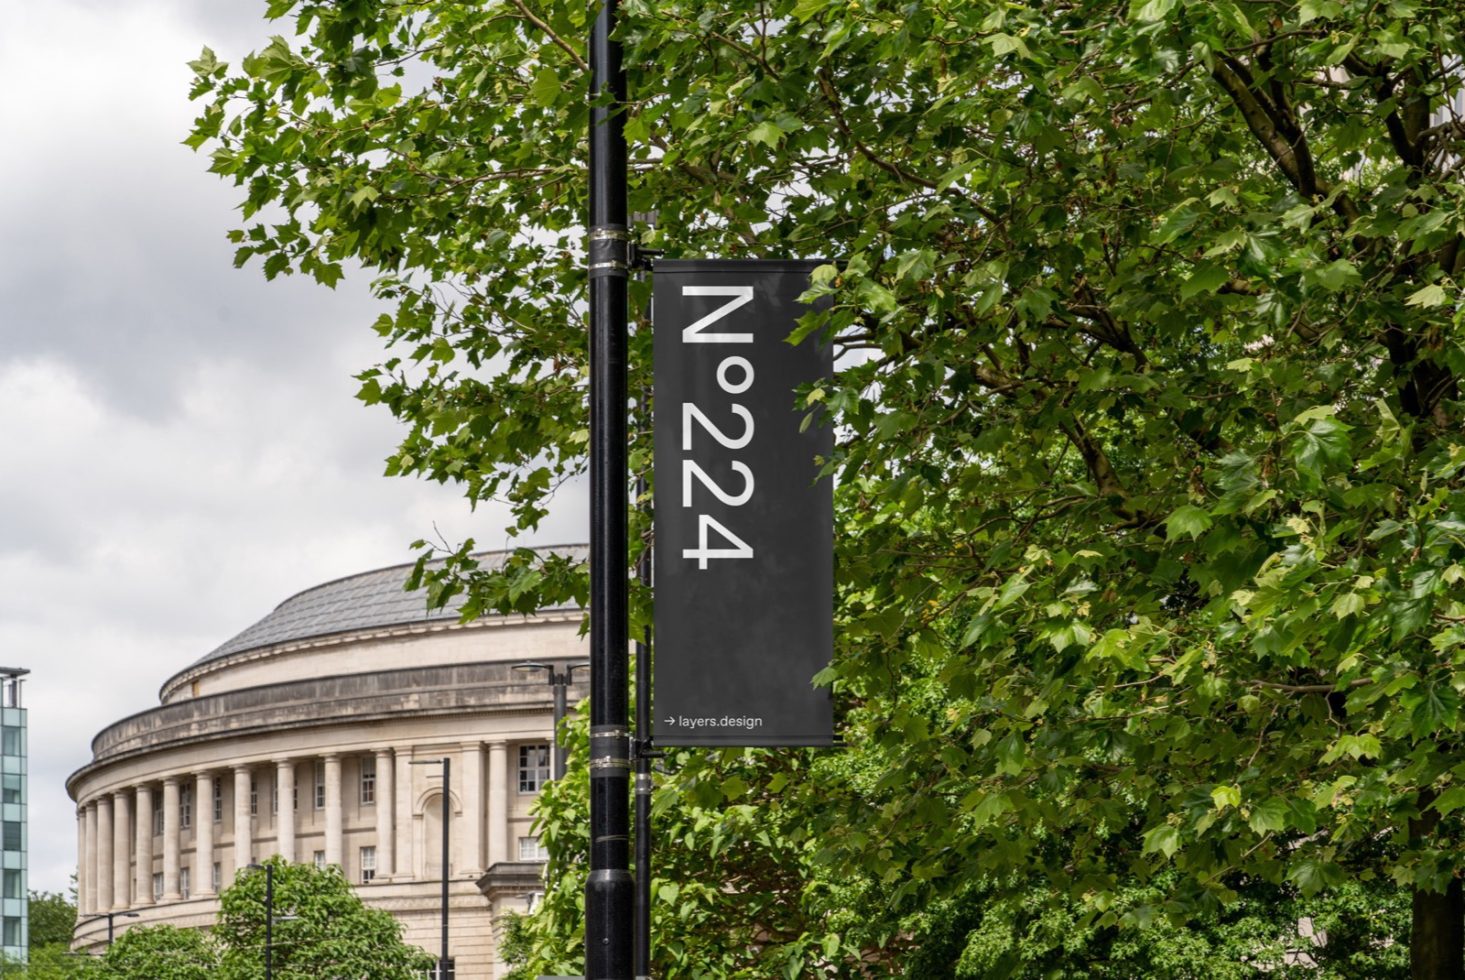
[589,725,631,775]
[589,225,630,279]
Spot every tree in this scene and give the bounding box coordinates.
[190,0,1465,974]
[28,891,76,949]
[214,858,433,980]
[96,926,218,980]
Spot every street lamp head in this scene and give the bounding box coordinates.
[566,660,591,679]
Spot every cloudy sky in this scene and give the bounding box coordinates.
[0,1,585,895]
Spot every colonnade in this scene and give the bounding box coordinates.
[75,741,523,915]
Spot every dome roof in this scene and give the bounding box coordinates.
[187,545,587,670]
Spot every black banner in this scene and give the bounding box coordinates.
[653,260,833,747]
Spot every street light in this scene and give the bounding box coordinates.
[246,861,300,980]
[410,757,451,980]
[512,660,589,779]
[77,910,140,946]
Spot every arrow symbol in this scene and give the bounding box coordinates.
[664,716,676,725]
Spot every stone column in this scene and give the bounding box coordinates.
[194,773,215,897]
[323,754,342,868]
[134,785,154,906]
[233,766,252,881]
[395,751,413,880]
[487,741,508,867]
[162,777,181,901]
[275,760,295,862]
[96,795,114,913]
[459,742,485,873]
[76,809,88,915]
[374,749,394,878]
[112,790,131,909]
[84,802,99,914]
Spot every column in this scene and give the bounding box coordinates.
[374,749,394,878]
[194,773,215,897]
[84,802,99,914]
[487,741,508,867]
[395,751,413,880]
[76,809,89,915]
[134,785,154,906]
[233,766,252,881]
[323,754,342,868]
[95,795,114,913]
[274,760,295,862]
[112,790,131,909]
[162,777,181,900]
[459,742,484,872]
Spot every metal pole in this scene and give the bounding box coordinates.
[265,864,273,980]
[588,0,633,977]
[634,443,653,979]
[441,757,451,980]
[552,673,569,781]
[107,912,113,947]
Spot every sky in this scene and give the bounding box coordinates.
[0,1,586,895]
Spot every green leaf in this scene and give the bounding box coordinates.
[530,65,561,107]
[1165,504,1213,541]
[1130,0,1179,21]
[1142,824,1181,859]
[1248,798,1288,834]
[1180,263,1229,299]
[1211,784,1242,810]
[1406,283,1449,307]
[1432,786,1465,816]
[749,120,784,147]
[1312,258,1362,292]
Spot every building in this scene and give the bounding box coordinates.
[66,550,586,978]
[0,669,28,964]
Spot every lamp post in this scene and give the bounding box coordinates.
[245,862,279,980]
[78,910,140,947]
[512,661,589,779]
[410,758,451,980]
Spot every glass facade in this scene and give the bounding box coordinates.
[0,671,27,965]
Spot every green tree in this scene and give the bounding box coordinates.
[28,891,76,949]
[96,925,217,980]
[190,0,1465,974]
[214,859,433,980]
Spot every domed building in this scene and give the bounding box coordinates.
[66,547,587,978]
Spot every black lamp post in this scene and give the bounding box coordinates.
[410,758,451,980]
[512,660,589,779]
[246,862,277,980]
[78,910,139,947]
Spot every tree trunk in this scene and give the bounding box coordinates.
[1412,879,1465,979]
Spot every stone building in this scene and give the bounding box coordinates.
[66,549,587,978]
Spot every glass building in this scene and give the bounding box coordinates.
[0,668,27,964]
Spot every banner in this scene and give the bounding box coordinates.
[653,260,833,747]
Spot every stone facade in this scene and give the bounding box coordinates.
[66,554,586,979]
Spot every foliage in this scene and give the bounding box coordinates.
[190,0,1465,973]
[28,891,77,948]
[96,925,218,980]
[214,858,434,980]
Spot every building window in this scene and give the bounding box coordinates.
[518,744,551,794]
[250,777,258,817]
[152,802,164,837]
[212,863,221,892]
[152,873,164,902]
[272,771,279,815]
[359,846,376,883]
[213,780,223,823]
[180,867,190,900]
[314,762,325,810]
[313,850,326,870]
[1,774,18,805]
[518,836,549,862]
[1,729,19,757]
[360,756,376,806]
[293,782,298,811]
[180,785,193,830]
[1,822,19,852]
[1,871,19,899]
[2,916,19,947]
